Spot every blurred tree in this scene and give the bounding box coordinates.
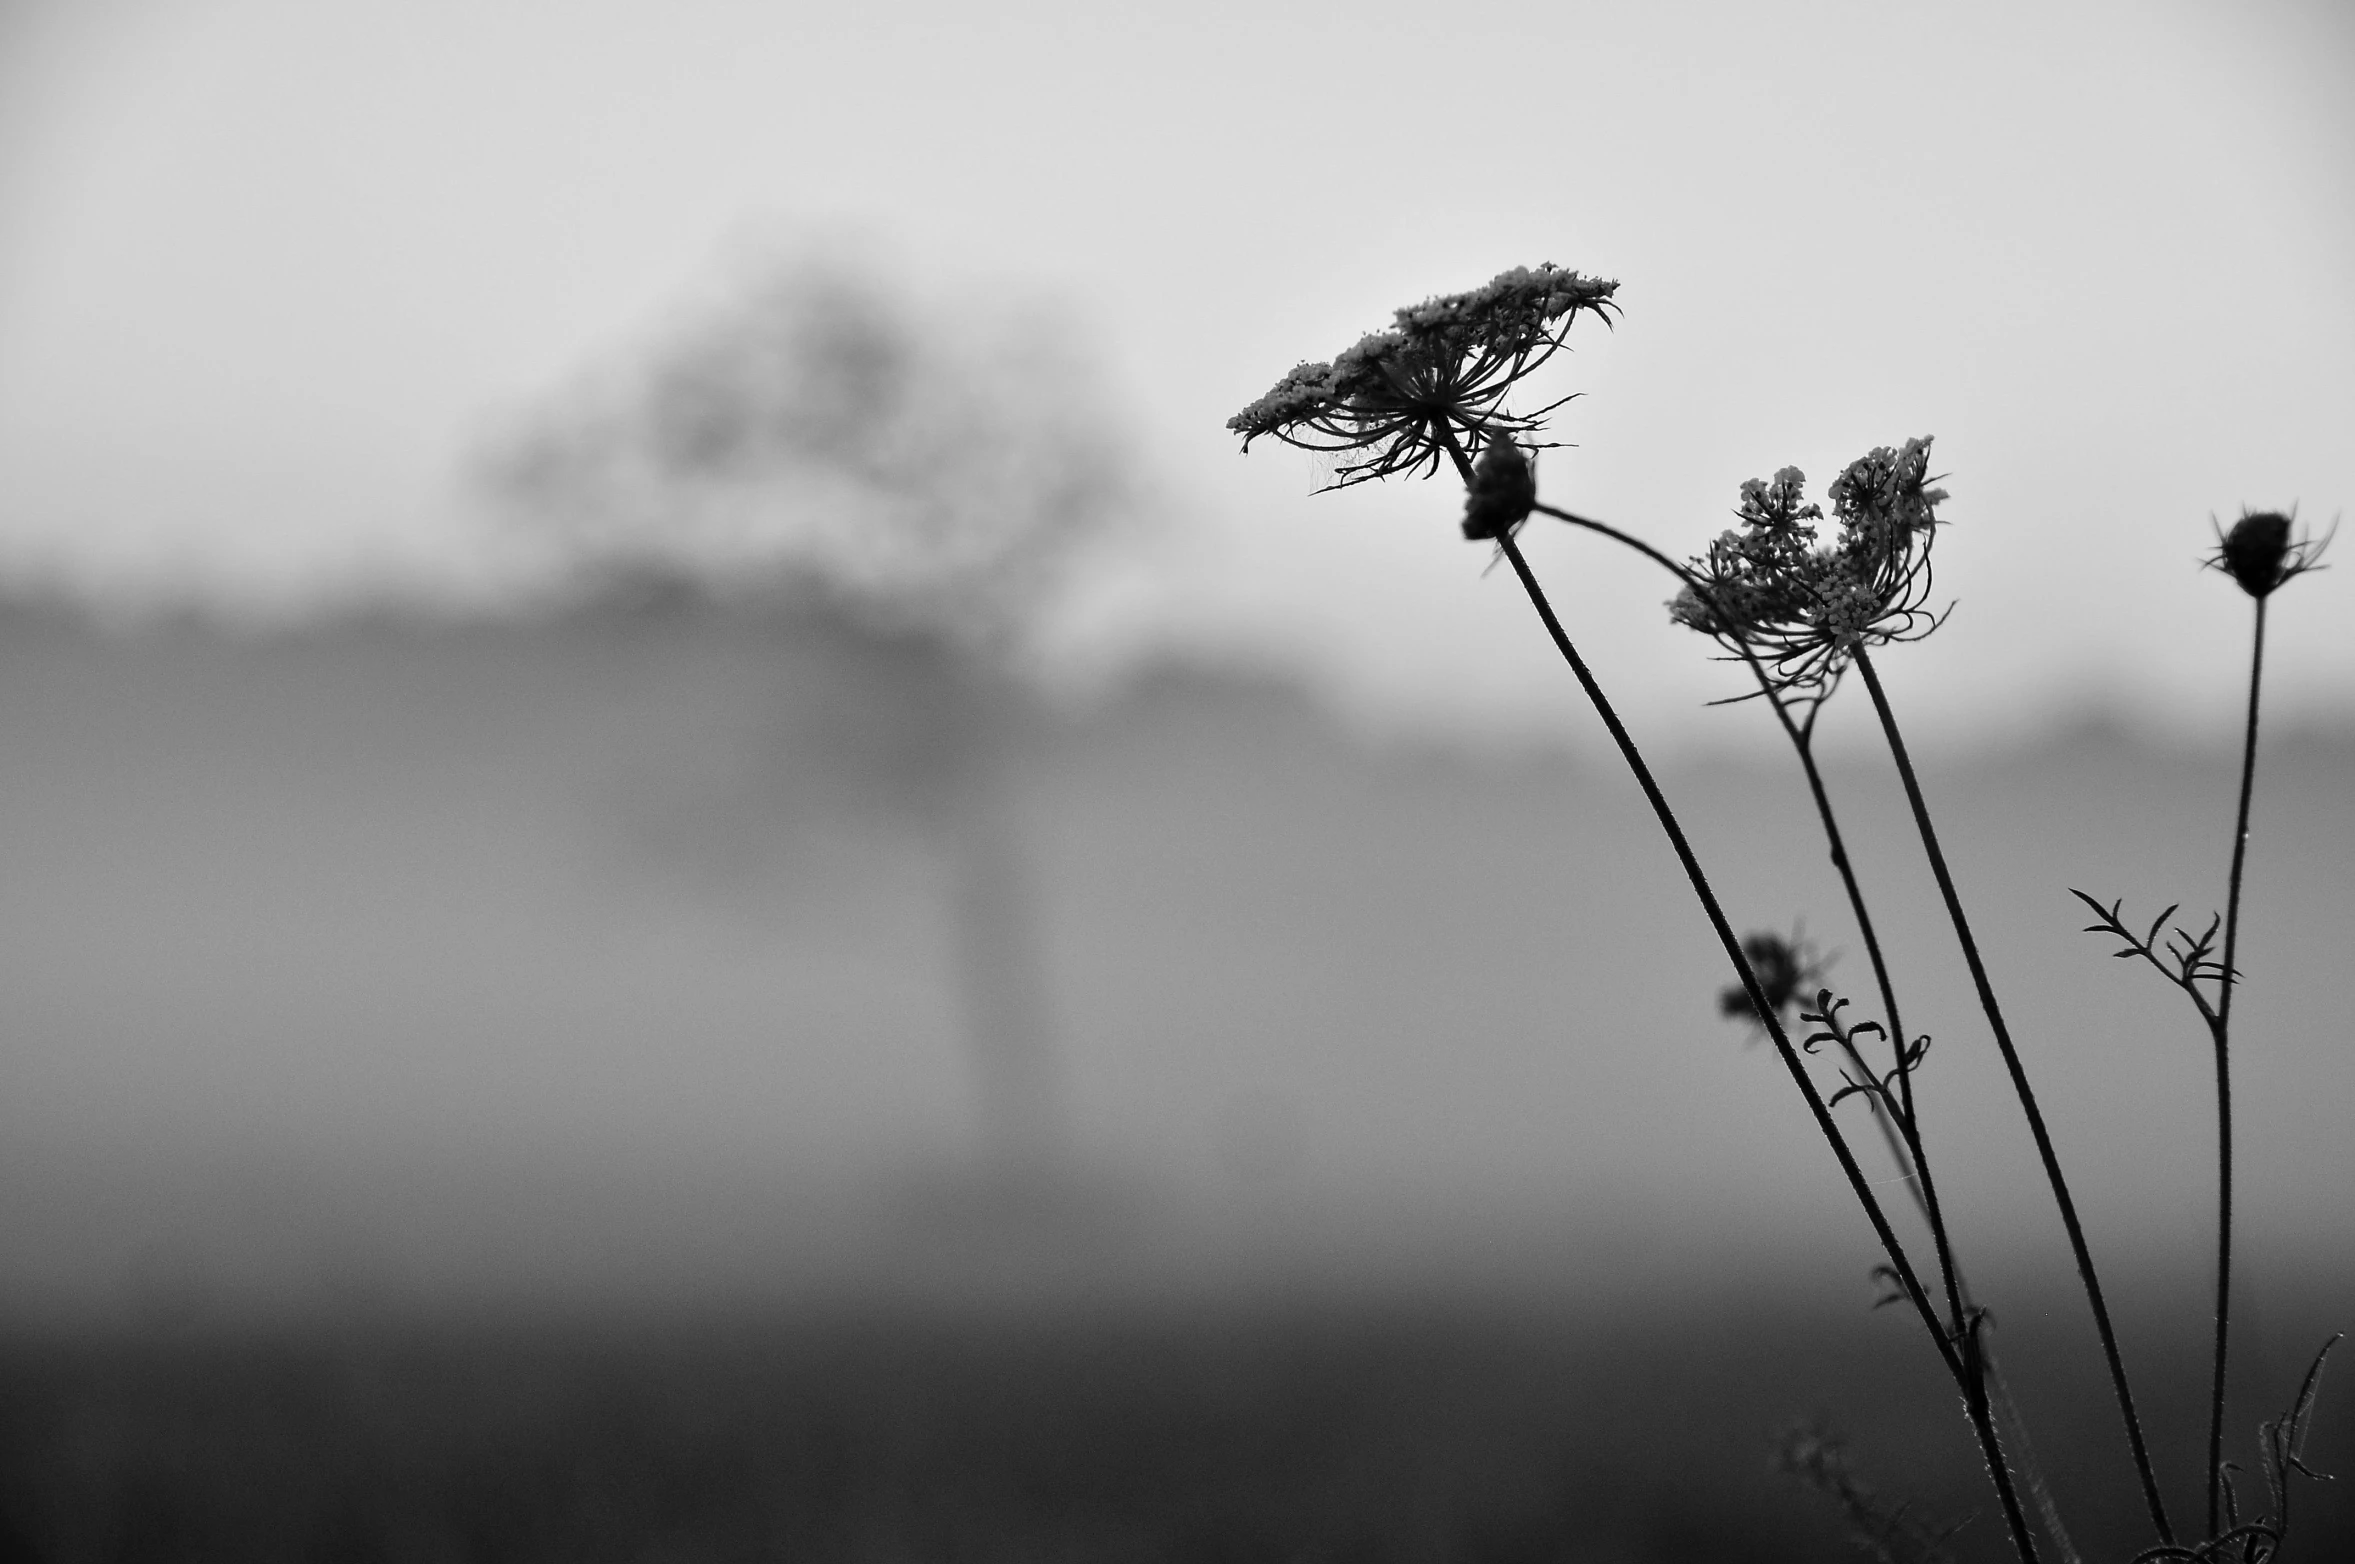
[484,253,1134,1176]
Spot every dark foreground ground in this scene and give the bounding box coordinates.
[0,1285,2344,1564]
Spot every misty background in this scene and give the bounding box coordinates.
[0,0,2347,1307]
[0,2,2349,1557]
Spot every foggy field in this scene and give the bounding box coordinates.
[4,7,2351,1559]
[0,589,2349,1316]
[0,591,2343,1559]
[2,1279,2346,1564]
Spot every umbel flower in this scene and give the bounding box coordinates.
[1227,264,1618,489]
[1670,437,1949,695]
[2208,507,2332,599]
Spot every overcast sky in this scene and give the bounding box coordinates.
[2,0,2350,748]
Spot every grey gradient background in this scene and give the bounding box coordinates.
[0,0,2347,1344]
[0,9,2352,1556]
[3,0,2352,737]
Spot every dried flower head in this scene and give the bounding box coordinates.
[1227,264,1618,488]
[1719,929,1828,1028]
[2207,508,2332,599]
[1670,437,1949,695]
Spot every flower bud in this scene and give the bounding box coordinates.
[2217,511,2294,598]
[1718,930,1815,1025]
[1461,433,1535,540]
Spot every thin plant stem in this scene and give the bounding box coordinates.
[1781,701,2082,1561]
[2205,593,2267,1537]
[1853,644,2174,1547]
[1532,503,1965,1326]
[1773,698,2095,1556]
[1781,700,1970,1314]
[1536,499,2081,1559]
[1477,511,2040,1563]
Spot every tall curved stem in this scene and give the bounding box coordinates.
[1483,516,2039,1563]
[2205,594,2267,1536]
[1854,645,2173,1546]
[1532,503,1965,1323]
[1536,499,2078,1554]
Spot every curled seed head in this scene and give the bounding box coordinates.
[2215,510,2302,598]
[1669,438,1948,697]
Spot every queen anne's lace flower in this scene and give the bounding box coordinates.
[1670,438,1949,695]
[1228,264,1618,488]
